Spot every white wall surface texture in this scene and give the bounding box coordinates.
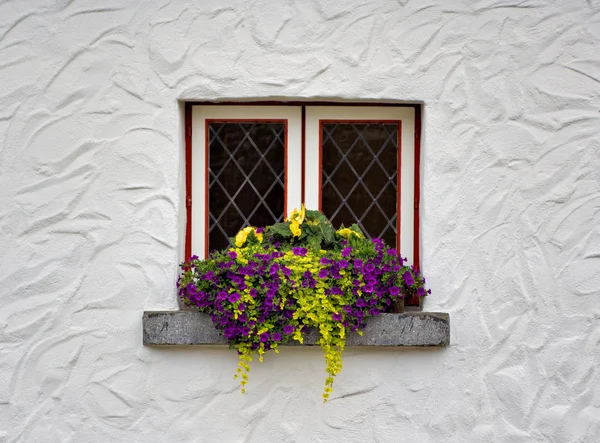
[1,0,599,442]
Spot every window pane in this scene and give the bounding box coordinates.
[321,123,398,247]
[208,122,285,251]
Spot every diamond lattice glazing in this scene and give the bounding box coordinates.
[321,123,399,247]
[208,122,285,251]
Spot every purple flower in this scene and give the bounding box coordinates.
[259,332,270,342]
[343,305,353,314]
[272,332,282,341]
[331,286,343,296]
[190,255,199,261]
[332,312,342,321]
[320,257,331,265]
[338,259,349,269]
[365,263,375,272]
[356,299,366,308]
[283,325,294,334]
[369,308,381,316]
[386,248,397,256]
[389,286,400,296]
[249,288,258,297]
[417,287,425,296]
[217,291,227,301]
[256,227,264,234]
[403,271,415,286]
[228,293,240,303]
[228,251,237,259]
[341,247,352,257]
[318,269,329,279]
[231,276,244,285]
[292,247,307,256]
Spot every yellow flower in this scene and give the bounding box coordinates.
[337,227,363,239]
[336,228,353,238]
[235,230,248,247]
[287,204,306,225]
[290,220,302,237]
[235,226,257,247]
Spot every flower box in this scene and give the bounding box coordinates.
[175,207,437,401]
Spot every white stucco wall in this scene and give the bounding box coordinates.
[1,0,599,441]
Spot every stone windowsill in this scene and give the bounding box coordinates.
[143,311,450,347]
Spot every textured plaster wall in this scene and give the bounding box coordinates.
[1,0,599,442]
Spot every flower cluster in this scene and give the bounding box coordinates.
[178,208,430,401]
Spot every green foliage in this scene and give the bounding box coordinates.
[267,222,293,238]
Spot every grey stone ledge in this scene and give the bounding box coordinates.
[143,311,450,347]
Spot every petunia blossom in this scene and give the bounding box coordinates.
[259,332,270,342]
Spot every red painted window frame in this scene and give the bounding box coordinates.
[185,102,423,304]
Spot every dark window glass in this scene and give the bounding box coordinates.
[208,122,285,251]
[321,123,398,247]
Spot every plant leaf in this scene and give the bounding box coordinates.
[267,222,293,238]
[308,235,321,252]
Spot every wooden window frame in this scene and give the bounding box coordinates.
[185,101,423,304]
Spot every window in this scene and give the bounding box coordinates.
[185,103,421,273]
